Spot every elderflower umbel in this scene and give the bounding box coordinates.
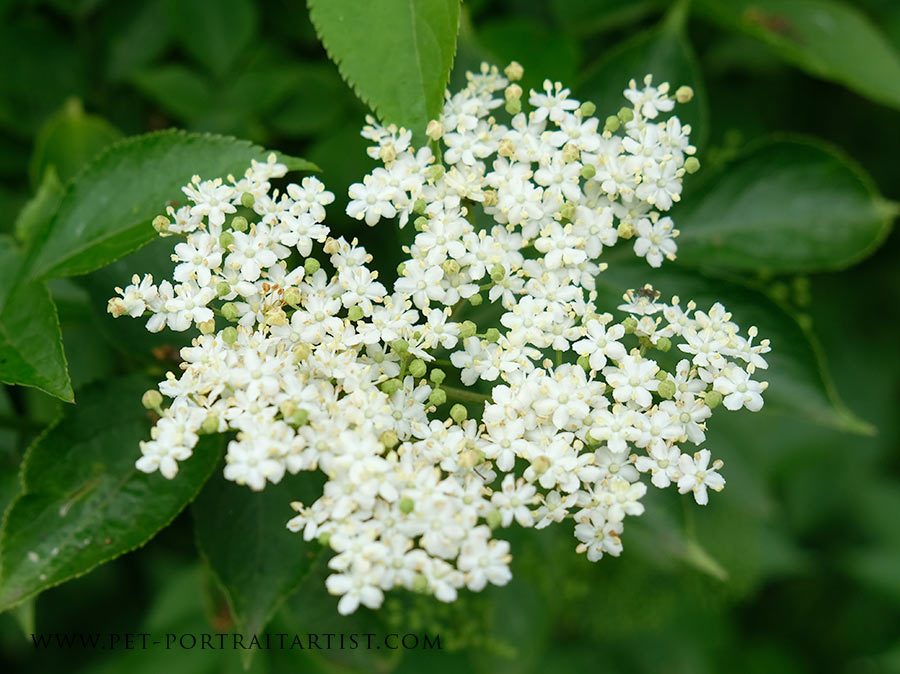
[109,63,772,617]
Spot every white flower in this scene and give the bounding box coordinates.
[677,449,725,505]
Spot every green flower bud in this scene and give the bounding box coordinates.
[219,231,234,249]
[216,281,232,297]
[617,106,635,123]
[426,164,445,182]
[441,259,460,275]
[280,400,297,419]
[617,222,636,239]
[655,370,669,382]
[450,403,468,423]
[656,336,672,352]
[623,316,638,334]
[398,497,415,514]
[486,510,503,530]
[675,85,694,103]
[317,532,331,547]
[293,343,311,361]
[504,61,524,81]
[460,321,477,338]
[657,380,676,400]
[283,287,302,307]
[221,326,239,345]
[485,327,501,343]
[381,378,402,395]
[577,354,591,371]
[490,264,506,282]
[430,369,446,385]
[705,390,723,409]
[604,115,620,134]
[396,262,407,276]
[684,157,701,174]
[231,215,249,232]
[347,305,364,321]
[221,302,240,321]
[580,101,596,117]
[505,98,522,115]
[412,573,429,594]
[391,339,409,355]
[304,257,320,276]
[413,197,427,214]
[380,430,399,449]
[198,319,216,335]
[201,413,219,434]
[408,359,427,378]
[469,293,483,307]
[414,216,429,231]
[429,388,447,406]
[141,389,163,412]
[559,201,576,221]
[292,409,309,426]
[580,164,596,180]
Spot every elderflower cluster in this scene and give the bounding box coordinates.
[108,63,771,617]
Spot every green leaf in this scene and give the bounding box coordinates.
[674,138,896,272]
[28,98,123,188]
[0,376,222,611]
[105,0,172,82]
[577,5,708,147]
[594,259,874,435]
[192,471,323,655]
[130,66,213,122]
[14,166,64,245]
[699,0,900,111]
[0,237,72,402]
[24,130,318,281]
[165,0,258,77]
[308,0,460,140]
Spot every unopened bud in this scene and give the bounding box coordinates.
[240,193,255,209]
[264,307,288,327]
[483,189,498,207]
[505,83,522,101]
[505,98,521,116]
[347,305,364,321]
[562,143,579,163]
[430,369,446,385]
[381,378,402,395]
[617,222,636,239]
[656,336,672,352]
[291,409,309,426]
[604,115,620,133]
[441,259,460,275]
[219,231,234,249]
[577,354,591,371]
[283,287,302,307]
[460,320,477,338]
[198,318,216,334]
[485,328,501,343]
[107,297,127,317]
[414,216,429,232]
[469,293,483,306]
[398,497,415,514]
[221,302,240,321]
[280,400,297,419]
[396,262,407,276]
[504,61,524,81]
[559,201,576,221]
[201,413,219,434]
[216,281,232,297]
[391,339,409,355]
[450,403,468,423]
[426,164,445,182]
[408,359,427,378]
[379,144,397,163]
[413,197,427,214]
[231,215,249,232]
[380,430,399,449]
[498,138,515,157]
[486,510,503,530]
[675,85,694,103]
[293,343,311,361]
[429,388,447,406]
[490,264,506,282]
[657,380,676,400]
[221,326,238,345]
[623,316,638,334]
[304,258,320,276]
[412,573,429,593]
[655,370,669,382]
[580,164,596,180]
[617,107,635,123]
[426,119,444,141]
[317,532,331,547]
[141,389,163,412]
[684,157,701,174]
[705,390,723,409]
[580,101,596,117]
[531,455,551,476]
[152,215,170,234]
[459,449,479,468]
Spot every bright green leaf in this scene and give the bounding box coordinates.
[308,0,460,140]
[14,167,64,245]
[699,0,900,110]
[28,98,123,188]
[24,130,318,281]
[0,237,72,402]
[675,138,895,272]
[577,6,708,146]
[594,259,874,435]
[164,0,257,77]
[0,376,222,612]
[192,471,323,653]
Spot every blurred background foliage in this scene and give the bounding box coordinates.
[1,0,899,672]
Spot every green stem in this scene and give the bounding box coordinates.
[442,385,490,404]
